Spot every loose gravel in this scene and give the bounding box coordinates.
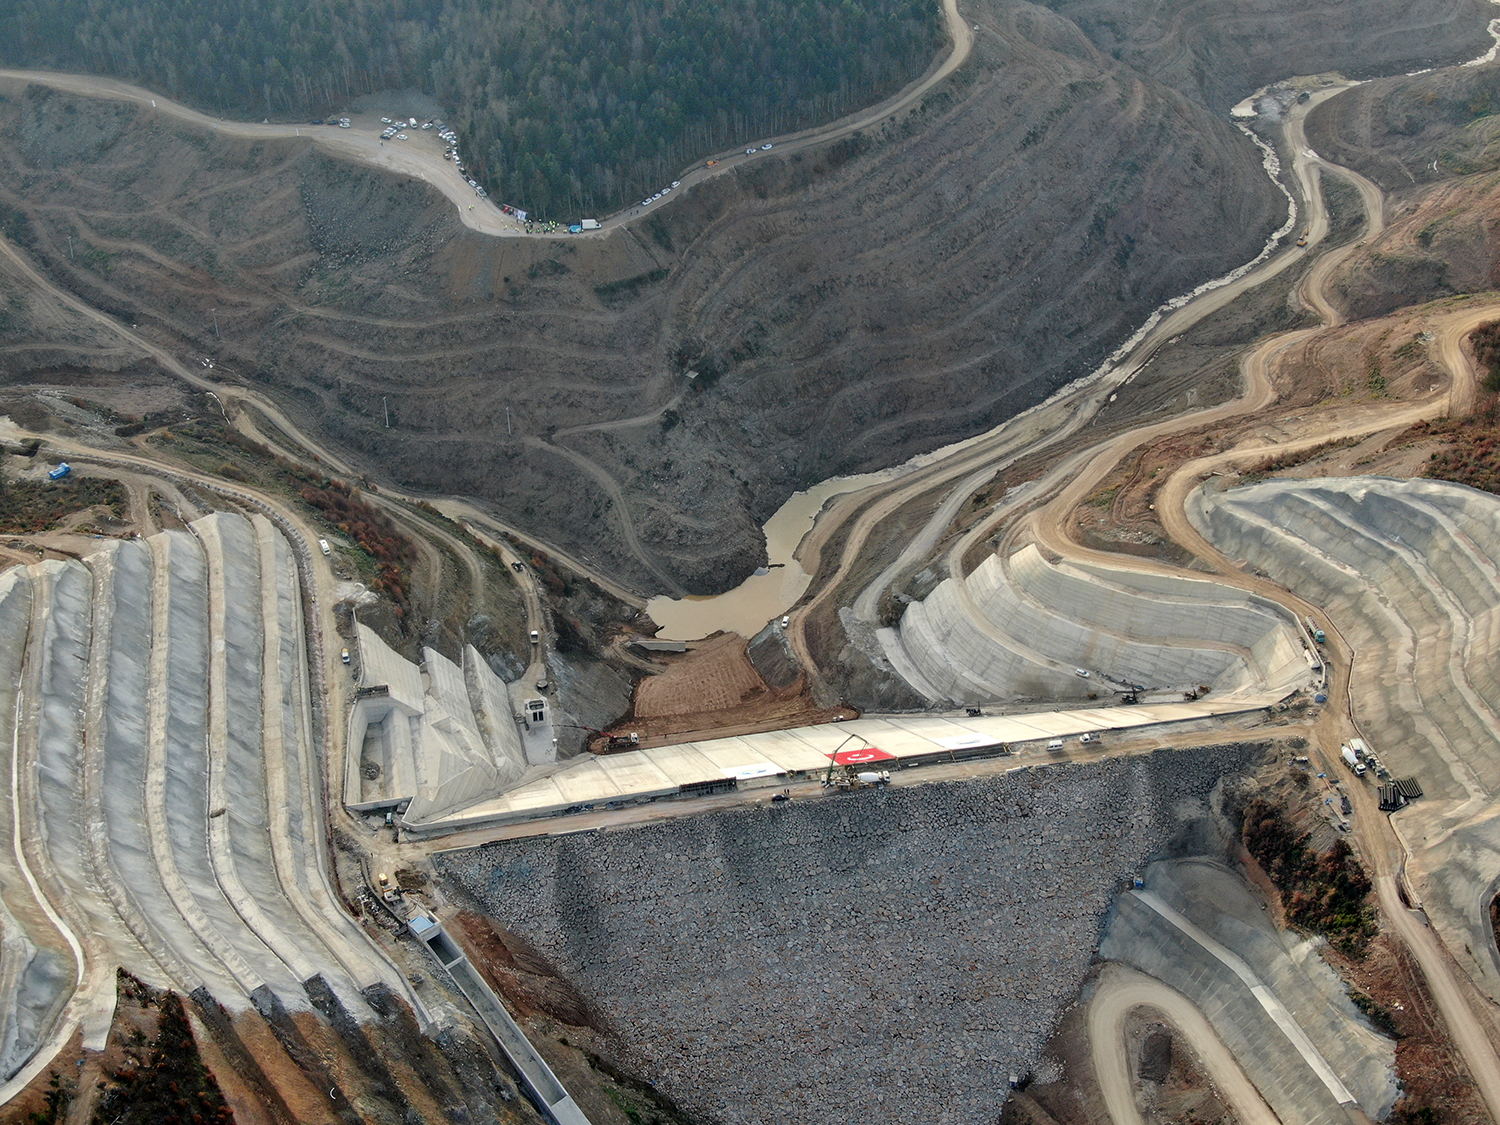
[438,743,1267,1125]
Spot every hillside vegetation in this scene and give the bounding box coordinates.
[0,0,1493,595]
[0,0,942,218]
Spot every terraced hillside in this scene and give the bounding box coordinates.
[0,510,523,1122]
[1042,0,1492,112]
[1191,477,1500,1004]
[879,542,1309,704]
[0,0,1300,595]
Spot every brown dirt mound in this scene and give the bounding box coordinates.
[632,632,768,719]
[603,631,852,748]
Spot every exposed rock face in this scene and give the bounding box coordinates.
[1040,0,1492,113]
[436,744,1268,1125]
[1301,65,1500,319]
[1306,62,1500,192]
[0,0,1491,594]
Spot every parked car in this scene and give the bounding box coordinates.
[760,143,772,150]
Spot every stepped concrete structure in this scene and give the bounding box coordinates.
[880,543,1311,705]
[1192,477,1500,1001]
[0,565,74,1081]
[0,513,408,1083]
[345,626,531,826]
[1101,858,1395,1125]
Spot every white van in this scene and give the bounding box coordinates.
[318,539,331,556]
[1046,738,1064,751]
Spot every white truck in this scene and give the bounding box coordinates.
[1342,745,1367,776]
[580,218,601,230]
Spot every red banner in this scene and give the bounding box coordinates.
[828,746,894,765]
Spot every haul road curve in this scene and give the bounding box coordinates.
[0,0,971,240]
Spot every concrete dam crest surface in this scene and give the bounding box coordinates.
[438,743,1268,1125]
[0,511,406,1082]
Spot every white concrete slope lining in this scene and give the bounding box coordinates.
[0,566,78,1083]
[1135,891,1357,1105]
[1191,476,1500,1002]
[0,512,406,1082]
[345,624,532,825]
[880,542,1309,705]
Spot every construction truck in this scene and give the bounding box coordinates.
[1342,745,1367,776]
[1296,229,1309,247]
[825,764,891,790]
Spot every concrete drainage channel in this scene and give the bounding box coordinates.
[410,913,592,1125]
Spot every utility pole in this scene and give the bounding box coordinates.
[384,396,390,428]
[211,308,220,339]
[506,406,512,436]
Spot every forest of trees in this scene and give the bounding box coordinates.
[0,0,943,218]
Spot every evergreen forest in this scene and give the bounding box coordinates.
[0,0,943,218]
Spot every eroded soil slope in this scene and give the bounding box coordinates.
[0,0,1489,596]
[1042,0,1491,112]
[0,0,1287,596]
[1307,62,1500,193]
[1305,68,1500,319]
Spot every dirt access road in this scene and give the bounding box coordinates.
[0,0,970,239]
[0,214,644,625]
[1008,100,1500,1125]
[776,63,1500,1121]
[1088,963,1280,1125]
[787,83,1345,671]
